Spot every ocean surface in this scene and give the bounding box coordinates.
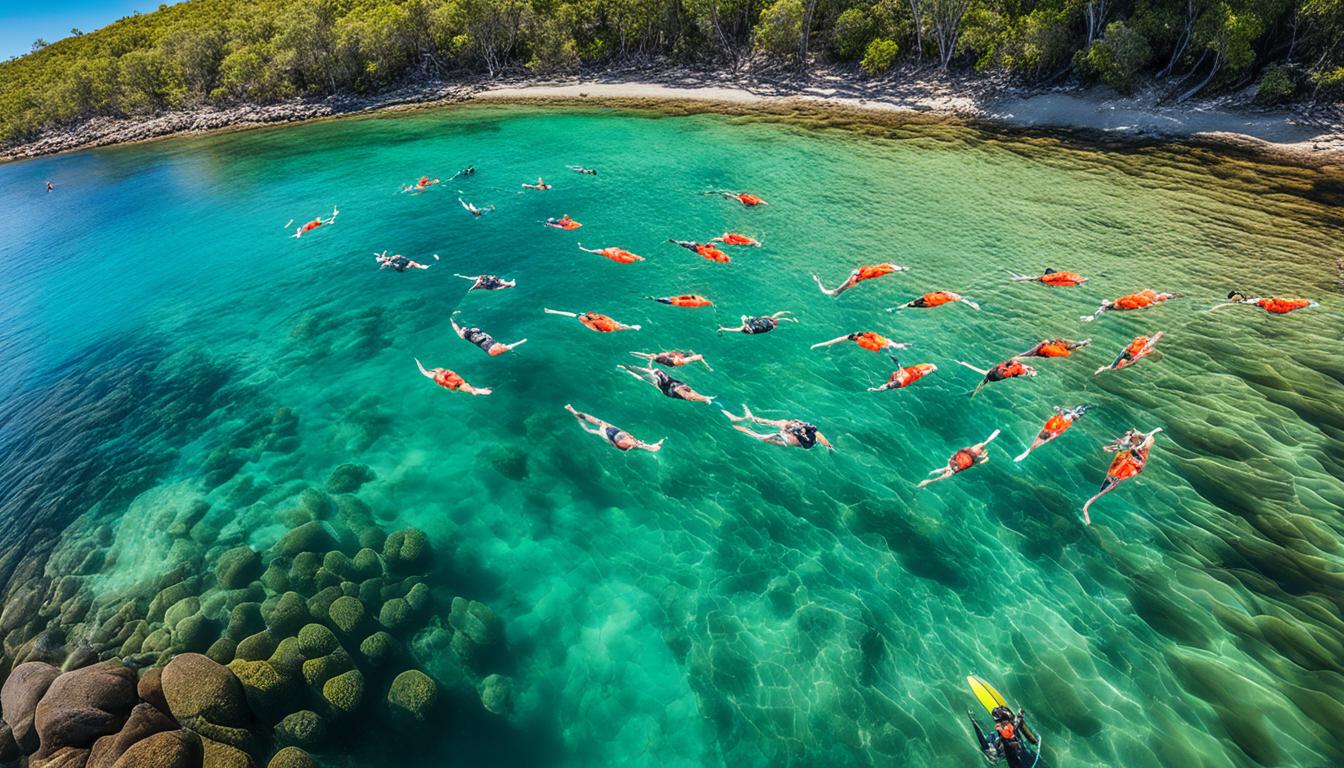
[1,102,1343,767]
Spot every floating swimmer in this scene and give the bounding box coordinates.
[917,430,1000,488]
[566,404,663,453]
[402,176,440,193]
[290,207,338,238]
[966,675,1043,768]
[455,273,515,291]
[648,294,712,308]
[668,239,730,263]
[578,244,644,264]
[958,359,1037,397]
[544,308,640,332]
[459,198,495,218]
[719,311,796,335]
[869,362,938,391]
[811,331,909,361]
[716,191,767,206]
[1081,289,1181,321]
[375,251,435,271]
[1009,268,1087,287]
[1083,428,1162,524]
[1017,338,1091,358]
[1210,291,1318,314]
[618,364,715,403]
[1014,405,1090,462]
[451,166,476,180]
[629,350,712,371]
[521,177,552,191]
[567,165,598,175]
[712,233,761,247]
[544,214,581,230]
[415,358,491,396]
[887,291,980,311]
[722,405,833,450]
[813,263,908,297]
[450,313,527,357]
[1095,332,1162,375]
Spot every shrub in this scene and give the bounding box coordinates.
[1256,63,1296,104]
[860,38,899,76]
[753,0,804,62]
[831,7,876,61]
[1078,21,1151,93]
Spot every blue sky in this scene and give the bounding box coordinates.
[0,1,162,60]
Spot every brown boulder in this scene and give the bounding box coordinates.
[137,667,169,714]
[30,746,89,767]
[110,729,201,768]
[202,736,255,767]
[160,654,252,748]
[2,660,61,752]
[34,660,138,752]
[87,702,177,768]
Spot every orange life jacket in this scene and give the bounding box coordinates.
[888,364,935,388]
[1108,445,1150,480]
[853,332,888,352]
[856,264,895,282]
[922,291,955,307]
[1123,336,1150,358]
[580,313,619,332]
[1258,297,1311,314]
[599,248,642,264]
[737,193,764,206]
[1036,340,1073,357]
[720,233,758,246]
[1040,271,1084,286]
[667,295,712,308]
[301,219,321,232]
[1042,414,1071,436]
[951,448,978,471]
[1114,290,1158,310]
[432,369,464,390]
[695,244,731,263]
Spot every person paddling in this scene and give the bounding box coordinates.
[375,251,435,271]
[1081,290,1180,321]
[544,308,640,332]
[713,233,761,247]
[291,207,339,238]
[1015,405,1090,462]
[1017,338,1091,358]
[630,351,712,370]
[455,274,515,291]
[450,313,527,357]
[618,364,715,403]
[669,239,730,263]
[917,430,1000,488]
[719,311,796,335]
[1009,268,1086,287]
[415,359,491,396]
[566,404,663,453]
[888,291,980,311]
[958,359,1037,397]
[813,263,907,297]
[1095,333,1162,375]
[1210,291,1317,314]
[1083,428,1162,524]
[869,362,938,391]
[722,405,833,450]
[811,332,909,361]
[579,244,643,264]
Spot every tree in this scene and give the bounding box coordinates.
[928,0,972,68]
[832,6,877,59]
[1079,20,1152,91]
[754,0,805,63]
[861,37,900,72]
[31,39,49,53]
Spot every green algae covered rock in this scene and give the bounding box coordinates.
[386,670,437,723]
[268,746,317,768]
[328,596,365,635]
[160,654,252,748]
[404,582,430,614]
[378,598,410,631]
[382,529,428,573]
[266,637,305,679]
[227,603,265,642]
[321,669,364,715]
[300,648,352,689]
[305,587,342,624]
[358,632,398,667]
[480,674,514,716]
[273,522,336,558]
[287,553,322,593]
[274,710,325,749]
[350,548,381,579]
[201,736,255,767]
[227,659,290,722]
[264,592,308,636]
[216,547,262,590]
[207,638,237,665]
[296,624,339,658]
[325,463,375,494]
[235,631,277,662]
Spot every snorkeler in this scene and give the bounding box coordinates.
[544,308,641,332]
[578,244,644,264]
[629,351,712,370]
[1083,428,1162,524]
[869,362,938,391]
[916,430,1001,488]
[543,214,581,230]
[971,704,1041,768]
[618,364,715,403]
[1017,338,1091,358]
[957,359,1038,397]
[46,181,54,192]
[668,239,730,263]
[567,165,598,175]
[712,233,761,247]
[722,405,833,450]
[291,207,339,238]
[1081,289,1181,321]
[1009,268,1087,287]
[455,273,515,291]
[648,294,712,308]
[716,191,767,206]
[521,177,552,191]
[811,332,909,361]
[565,404,663,453]
[1095,332,1162,375]
[451,166,476,180]
[1014,405,1090,462]
[813,263,908,297]
[415,358,491,396]
[375,251,435,271]
[1210,291,1318,314]
[450,313,527,357]
[887,291,981,311]
[719,311,796,335]
[402,175,440,193]
[459,198,495,218]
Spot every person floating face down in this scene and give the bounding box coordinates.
[719,191,766,206]
[669,239,731,263]
[455,273,515,291]
[579,243,644,264]
[292,207,339,238]
[1081,289,1181,321]
[971,706,1040,768]
[543,308,640,332]
[869,361,938,392]
[544,214,581,230]
[1211,291,1317,315]
[1014,404,1090,462]
[916,430,1000,488]
[414,359,491,396]
[812,263,908,297]
[1083,428,1162,524]
[721,405,833,450]
[565,404,663,453]
[713,232,761,247]
[888,291,980,311]
[811,331,909,362]
[1095,332,1162,375]
[1009,267,1087,287]
[375,251,433,272]
[719,311,796,335]
[618,364,715,404]
[450,312,527,357]
[630,350,712,371]
[1017,338,1090,358]
[957,359,1038,397]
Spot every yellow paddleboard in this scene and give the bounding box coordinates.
[967,675,1008,716]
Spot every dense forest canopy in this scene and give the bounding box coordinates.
[2,0,1342,143]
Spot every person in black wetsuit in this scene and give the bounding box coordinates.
[565,404,663,453]
[630,351,711,371]
[719,311,796,335]
[971,706,1041,767]
[455,274,515,291]
[721,405,833,450]
[618,364,715,403]
[450,314,527,357]
[375,251,433,271]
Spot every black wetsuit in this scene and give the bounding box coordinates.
[604,426,631,451]
[653,352,684,367]
[743,316,776,335]
[652,370,689,400]
[462,327,497,353]
[386,255,412,272]
[787,421,819,449]
[476,275,506,290]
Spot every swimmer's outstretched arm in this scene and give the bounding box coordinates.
[812,274,847,296]
[685,353,712,371]
[959,297,982,310]
[974,429,1002,450]
[565,404,607,434]
[450,314,465,336]
[415,358,435,379]
[771,311,796,320]
[957,361,990,376]
[618,364,657,386]
[634,437,665,453]
[577,244,603,254]
[718,320,747,332]
[455,273,481,281]
[811,336,852,349]
[544,308,578,318]
[1008,272,1037,282]
[502,338,528,351]
[916,468,953,488]
[1080,303,1109,322]
[732,425,779,443]
[816,432,835,451]
[885,302,914,312]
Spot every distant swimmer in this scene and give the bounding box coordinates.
[450,313,527,357]
[578,244,643,264]
[719,311,796,335]
[292,207,339,238]
[813,263,908,297]
[1081,289,1180,321]
[869,362,938,392]
[811,332,909,361]
[1017,338,1091,358]
[722,405,832,450]
[451,166,476,180]
[566,404,663,453]
[888,291,980,311]
[521,177,552,191]
[544,308,640,332]
[567,165,598,175]
[957,359,1037,397]
[459,198,495,218]
[668,239,730,263]
[415,358,491,396]
[1014,405,1090,462]
[375,251,435,271]
[916,430,1000,488]
[1095,332,1162,375]
[713,233,761,247]
[402,176,440,193]
[648,294,712,308]
[1083,428,1162,524]
[1009,268,1087,287]
[630,350,712,371]
[544,214,581,230]
[455,273,515,291]
[717,191,767,206]
[619,364,715,403]
[1210,291,1318,314]
[46,181,54,192]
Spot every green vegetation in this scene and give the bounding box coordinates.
[3,0,1342,144]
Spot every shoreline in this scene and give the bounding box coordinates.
[5,67,1344,166]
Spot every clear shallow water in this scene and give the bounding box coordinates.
[1,103,1343,767]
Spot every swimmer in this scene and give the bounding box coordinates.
[450,313,527,357]
[565,404,663,452]
[811,332,909,361]
[451,166,476,180]
[567,165,598,175]
[887,291,980,311]
[291,207,339,238]
[459,198,495,218]
[916,430,1001,488]
[46,181,54,192]
[716,191,767,206]
[521,177,552,191]
[543,308,641,332]
[648,294,712,308]
[1009,268,1087,287]
[1210,291,1318,314]
[1081,289,1181,321]
[578,244,644,264]
[454,274,515,291]
[1017,338,1091,358]
[1014,405,1090,462]
[719,311,796,335]
[375,251,435,271]
[813,263,908,297]
[668,239,730,263]
[629,351,712,371]
[712,233,762,247]
[402,175,440,193]
[618,364,715,403]
[957,359,1037,398]
[1095,332,1162,375]
[722,405,833,450]
[414,358,491,396]
[869,362,938,391]
[1083,428,1162,524]
[544,214,581,230]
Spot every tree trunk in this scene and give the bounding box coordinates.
[799,0,818,70]
[1158,0,1194,78]
[1176,54,1220,102]
[908,0,924,59]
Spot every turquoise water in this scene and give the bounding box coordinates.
[2,103,1344,767]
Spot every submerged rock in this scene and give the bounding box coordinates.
[326,463,376,494]
[273,710,325,749]
[382,529,428,573]
[201,736,254,768]
[160,653,252,747]
[108,728,201,768]
[267,746,316,768]
[328,596,365,636]
[386,670,437,723]
[216,547,262,590]
[263,593,308,637]
[273,523,336,558]
[34,660,139,753]
[87,701,177,767]
[2,660,62,751]
[479,674,514,716]
[320,669,364,715]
